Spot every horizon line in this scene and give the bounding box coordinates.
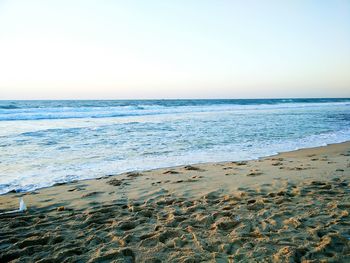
[1,97,350,101]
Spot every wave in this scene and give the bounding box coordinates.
[0,98,349,194]
[1,127,350,195]
[0,100,349,121]
[1,98,349,109]
[0,105,20,109]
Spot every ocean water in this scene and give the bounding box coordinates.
[0,98,349,194]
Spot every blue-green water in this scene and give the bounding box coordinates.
[0,98,349,194]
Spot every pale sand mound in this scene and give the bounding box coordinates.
[1,178,349,263]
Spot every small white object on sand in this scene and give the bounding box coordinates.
[0,197,27,215]
[19,198,27,211]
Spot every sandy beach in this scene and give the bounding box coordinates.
[1,0,349,261]
[0,142,349,262]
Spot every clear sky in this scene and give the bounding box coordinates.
[0,0,349,99]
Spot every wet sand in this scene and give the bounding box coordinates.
[0,142,349,262]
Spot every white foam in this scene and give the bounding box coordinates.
[0,101,349,194]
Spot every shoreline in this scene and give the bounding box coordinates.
[1,141,349,208]
[0,141,349,262]
[2,140,350,196]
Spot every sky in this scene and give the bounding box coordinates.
[0,0,349,99]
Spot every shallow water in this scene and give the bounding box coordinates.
[0,98,349,194]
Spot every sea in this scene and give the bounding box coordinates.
[0,98,349,194]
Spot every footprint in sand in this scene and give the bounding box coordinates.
[271,161,283,166]
[163,170,180,174]
[173,177,201,184]
[232,161,248,166]
[271,157,284,161]
[81,191,102,198]
[184,165,205,171]
[126,172,143,178]
[107,178,125,186]
[307,154,317,157]
[247,169,263,177]
[286,167,308,171]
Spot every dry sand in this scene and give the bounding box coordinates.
[0,142,349,262]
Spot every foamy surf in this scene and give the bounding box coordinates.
[0,99,349,194]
